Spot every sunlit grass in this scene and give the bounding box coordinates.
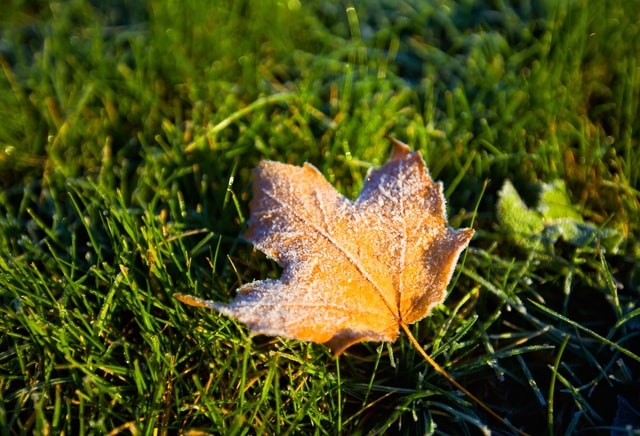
[1,0,639,434]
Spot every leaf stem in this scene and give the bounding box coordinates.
[400,321,529,436]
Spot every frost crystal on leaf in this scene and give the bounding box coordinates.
[177,139,474,355]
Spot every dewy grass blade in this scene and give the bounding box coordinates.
[186,93,298,152]
[517,354,547,406]
[530,301,640,363]
[547,334,570,435]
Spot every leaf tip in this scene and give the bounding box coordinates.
[174,293,217,310]
[325,330,398,358]
[385,135,412,160]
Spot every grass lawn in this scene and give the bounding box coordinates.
[1,0,639,434]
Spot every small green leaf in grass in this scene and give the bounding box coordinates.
[497,179,623,253]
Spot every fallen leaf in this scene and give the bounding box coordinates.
[177,139,474,355]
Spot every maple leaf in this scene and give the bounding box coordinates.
[178,139,474,355]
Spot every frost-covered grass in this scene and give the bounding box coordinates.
[1,1,639,434]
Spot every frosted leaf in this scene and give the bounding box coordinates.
[177,139,474,355]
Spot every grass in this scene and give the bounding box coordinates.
[1,0,639,434]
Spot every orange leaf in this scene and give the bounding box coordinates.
[178,139,474,355]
